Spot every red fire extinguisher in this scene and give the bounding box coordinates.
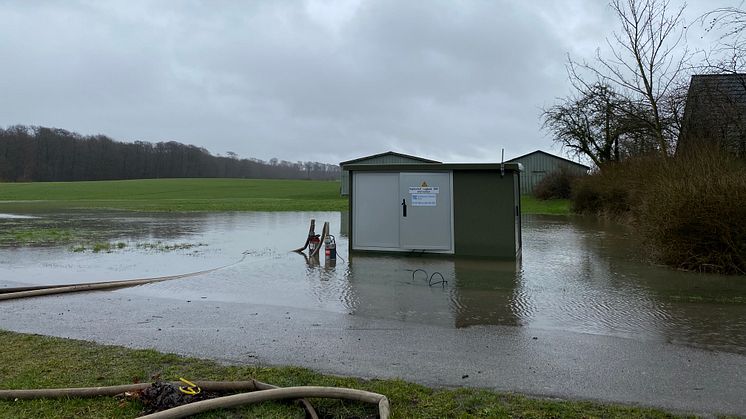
[309,234,321,253]
[324,235,336,260]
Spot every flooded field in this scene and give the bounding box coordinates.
[1,210,746,354]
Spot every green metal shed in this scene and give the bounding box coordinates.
[339,151,440,196]
[345,162,522,259]
[506,150,589,195]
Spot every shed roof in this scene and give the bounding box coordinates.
[678,73,746,155]
[344,162,522,172]
[340,151,441,166]
[506,150,590,170]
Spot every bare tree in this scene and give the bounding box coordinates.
[572,0,690,156]
[699,6,746,73]
[543,83,626,167]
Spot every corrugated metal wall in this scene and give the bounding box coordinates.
[340,155,433,195]
[509,152,588,195]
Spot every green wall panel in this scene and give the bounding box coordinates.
[453,170,518,258]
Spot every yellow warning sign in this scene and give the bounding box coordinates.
[421,181,428,187]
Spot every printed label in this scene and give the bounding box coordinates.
[409,186,440,194]
[411,193,437,206]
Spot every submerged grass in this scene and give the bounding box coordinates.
[72,242,128,253]
[0,330,684,418]
[136,241,207,252]
[0,227,78,246]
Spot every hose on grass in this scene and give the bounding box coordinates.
[0,380,320,419]
[0,382,154,399]
[0,380,259,399]
[0,252,250,302]
[137,386,390,419]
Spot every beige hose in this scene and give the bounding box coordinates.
[0,380,261,399]
[0,380,319,419]
[293,219,316,252]
[137,386,390,419]
[0,253,249,302]
[0,382,154,399]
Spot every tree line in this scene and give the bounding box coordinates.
[0,125,340,182]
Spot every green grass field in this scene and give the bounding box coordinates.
[0,331,681,418]
[0,179,571,215]
[520,195,571,215]
[0,178,347,212]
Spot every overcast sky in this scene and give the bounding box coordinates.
[0,0,734,165]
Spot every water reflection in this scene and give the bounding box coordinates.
[1,210,745,354]
[521,215,746,352]
[345,255,457,326]
[452,259,523,328]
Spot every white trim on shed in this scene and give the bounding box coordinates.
[339,151,440,196]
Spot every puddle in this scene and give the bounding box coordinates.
[1,210,746,354]
[0,213,38,219]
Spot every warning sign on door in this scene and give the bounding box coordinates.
[411,193,437,206]
[408,186,440,194]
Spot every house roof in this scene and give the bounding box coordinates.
[506,150,590,170]
[678,73,746,154]
[340,151,441,166]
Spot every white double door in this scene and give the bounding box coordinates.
[352,172,452,251]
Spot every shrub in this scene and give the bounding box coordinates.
[533,167,578,200]
[636,149,746,274]
[572,175,630,215]
[573,148,746,274]
[571,155,659,216]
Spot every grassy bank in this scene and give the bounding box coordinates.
[0,331,681,418]
[0,178,347,212]
[520,195,571,215]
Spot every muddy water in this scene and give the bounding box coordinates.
[1,210,745,354]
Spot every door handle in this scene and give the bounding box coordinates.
[401,199,407,217]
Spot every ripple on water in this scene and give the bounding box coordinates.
[3,211,746,354]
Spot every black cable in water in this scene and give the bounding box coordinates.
[428,272,447,287]
[411,269,428,282]
[410,269,447,287]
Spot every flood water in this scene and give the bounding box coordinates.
[1,210,745,355]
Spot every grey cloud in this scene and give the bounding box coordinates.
[0,0,709,165]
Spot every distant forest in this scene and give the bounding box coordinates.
[0,125,340,182]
